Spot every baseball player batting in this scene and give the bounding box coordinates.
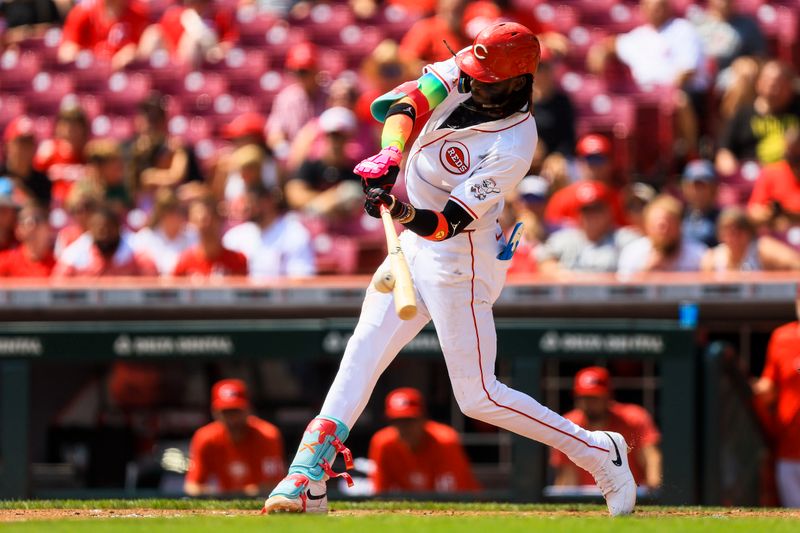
[263,22,636,516]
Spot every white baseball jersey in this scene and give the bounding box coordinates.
[316,57,614,480]
[405,56,538,233]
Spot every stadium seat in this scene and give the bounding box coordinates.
[370,4,423,41]
[200,48,269,95]
[756,5,798,64]
[0,94,26,135]
[334,25,385,69]
[254,70,291,114]
[102,73,153,115]
[24,72,75,117]
[292,3,356,46]
[167,115,213,144]
[237,8,279,48]
[57,51,114,94]
[258,21,310,69]
[0,50,42,92]
[125,50,189,96]
[91,115,134,140]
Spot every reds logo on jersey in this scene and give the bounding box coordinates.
[439,141,471,175]
[470,178,500,200]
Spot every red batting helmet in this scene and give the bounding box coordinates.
[455,22,541,83]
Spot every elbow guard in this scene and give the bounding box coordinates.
[370,72,449,122]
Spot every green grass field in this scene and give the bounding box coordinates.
[1,500,798,532]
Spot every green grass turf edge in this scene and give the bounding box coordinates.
[0,500,797,514]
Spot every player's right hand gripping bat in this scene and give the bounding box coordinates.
[376,205,417,320]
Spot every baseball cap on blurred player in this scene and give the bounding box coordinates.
[574,367,611,397]
[682,159,717,183]
[4,116,35,143]
[576,134,612,162]
[518,175,549,203]
[222,112,266,140]
[286,42,318,71]
[385,387,425,420]
[211,379,250,411]
[575,181,613,210]
[319,107,357,135]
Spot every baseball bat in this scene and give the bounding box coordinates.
[379,205,417,320]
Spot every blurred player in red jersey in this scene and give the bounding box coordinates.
[551,367,662,490]
[0,203,55,277]
[184,379,285,496]
[752,295,800,507]
[368,388,480,494]
[173,194,247,277]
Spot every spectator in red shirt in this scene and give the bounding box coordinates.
[1,116,51,208]
[551,367,662,489]
[266,42,328,161]
[748,129,800,230]
[368,387,480,494]
[173,194,247,277]
[34,104,90,206]
[58,0,148,70]
[0,178,20,252]
[0,203,55,277]
[753,296,800,507]
[399,0,491,68]
[140,0,238,66]
[53,205,157,277]
[544,134,627,228]
[184,379,285,496]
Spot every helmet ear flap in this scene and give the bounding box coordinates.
[458,71,472,94]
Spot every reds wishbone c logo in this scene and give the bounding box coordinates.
[473,44,489,60]
[439,141,471,175]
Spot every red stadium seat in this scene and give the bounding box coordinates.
[259,21,310,69]
[200,48,268,95]
[0,50,42,92]
[168,115,213,144]
[370,4,423,42]
[25,72,75,116]
[334,25,385,69]
[102,73,153,115]
[292,3,356,46]
[254,70,291,114]
[57,51,114,94]
[125,50,189,96]
[91,115,134,140]
[756,5,798,64]
[0,94,26,135]
[237,9,280,48]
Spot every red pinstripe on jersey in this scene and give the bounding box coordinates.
[466,232,609,453]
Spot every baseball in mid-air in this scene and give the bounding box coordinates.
[372,269,395,293]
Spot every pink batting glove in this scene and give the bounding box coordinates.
[354,145,402,179]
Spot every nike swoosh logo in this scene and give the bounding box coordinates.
[605,432,623,467]
[306,490,326,501]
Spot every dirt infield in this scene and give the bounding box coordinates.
[2,506,799,522]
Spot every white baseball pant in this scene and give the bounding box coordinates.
[320,228,610,472]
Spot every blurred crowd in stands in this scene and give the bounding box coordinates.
[1,0,800,279]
